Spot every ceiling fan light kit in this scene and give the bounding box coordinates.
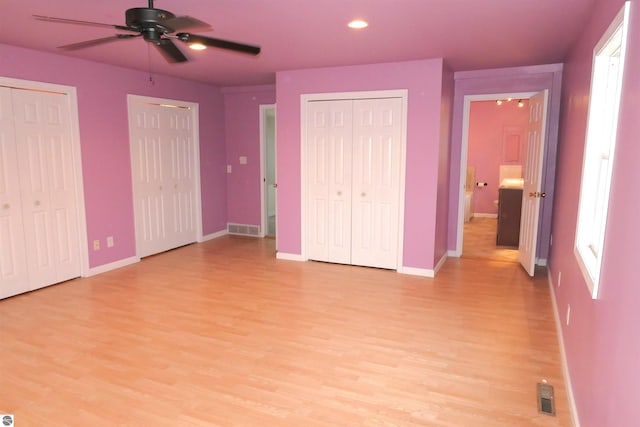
[34,0,260,63]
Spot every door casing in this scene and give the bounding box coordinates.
[455,91,550,268]
[0,76,88,280]
[127,94,203,258]
[300,90,408,269]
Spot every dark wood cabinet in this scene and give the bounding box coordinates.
[497,188,523,247]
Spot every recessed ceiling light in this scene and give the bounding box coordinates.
[348,19,368,29]
[189,43,207,51]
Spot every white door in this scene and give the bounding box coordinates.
[306,97,403,269]
[0,87,29,298]
[307,100,353,264]
[351,98,402,269]
[129,98,198,258]
[519,90,548,276]
[4,88,82,292]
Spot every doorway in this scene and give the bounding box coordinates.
[300,90,408,270]
[260,104,276,240]
[127,95,202,258]
[458,91,548,274]
[0,77,88,299]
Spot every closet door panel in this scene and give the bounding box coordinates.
[351,98,402,269]
[12,89,81,289]
[307,103,330,262]
[0,88,29,298]
[165,108,197,249]
[327,105,353,264]
[130,106,167,257]
[307,100,352,264]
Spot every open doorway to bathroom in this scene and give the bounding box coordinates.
[462,95,529,263]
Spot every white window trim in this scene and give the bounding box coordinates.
[574,1,630,299]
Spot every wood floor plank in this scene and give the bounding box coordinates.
[0,232,569,426]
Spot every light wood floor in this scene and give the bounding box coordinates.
[0,236,569,426]
[463,217,520,263]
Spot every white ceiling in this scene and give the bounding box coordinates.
[0,0,596,86]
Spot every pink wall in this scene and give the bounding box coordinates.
[447,64,563,261]
[549,0,640,425]
[222,86,276,227]
[0,43,227,268]
[468,100,528,214]
[275,59,447,270]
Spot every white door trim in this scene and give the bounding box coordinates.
[127,94,203,249]
[454,91,537,257]
[0,76,89,277]
[259,103,276,241]
[300,90,408,269]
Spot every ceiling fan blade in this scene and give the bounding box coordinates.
[59,34,140,51]
[155,39,188,63]
[177,33,261,55]
[33,14,133,32]
[162,16,211,32]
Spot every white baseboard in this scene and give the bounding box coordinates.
[201,229,228,242]
[397,266,435,278]
[537,258,548,266]
[547,270,580,427]
[448,249,461,258]
[85,256,139,277]
[276,252,305,261]
[473,213,498,218]
[434,252,448,275]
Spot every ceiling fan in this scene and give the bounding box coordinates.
[34,0,261,63]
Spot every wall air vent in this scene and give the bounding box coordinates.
[227,223,260,237]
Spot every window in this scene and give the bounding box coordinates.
[575,2,630,298]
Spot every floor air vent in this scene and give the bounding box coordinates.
[537,382,556,416]
[227,223,260,236]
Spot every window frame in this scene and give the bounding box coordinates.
[574,1,630,299]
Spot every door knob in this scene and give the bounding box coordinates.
[337,191,342,196]
[2,203,9,209]
[273,183,278,189]
[34,200,41,206]
[361,192,366,197]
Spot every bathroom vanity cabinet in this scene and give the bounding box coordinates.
[496,188,523,247]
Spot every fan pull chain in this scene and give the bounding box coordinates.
[147,44,155,85]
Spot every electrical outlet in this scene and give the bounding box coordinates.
[557,271,562,288]
[566,304,571,326]
[93,239,100,251]
[106,236,114,248]
[227,165,232,173]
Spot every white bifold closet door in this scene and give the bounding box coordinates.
[307,97,402,269]
[0,87,81,299]
[128,100,198,258]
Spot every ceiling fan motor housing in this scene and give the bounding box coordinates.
[125,7,176,40]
